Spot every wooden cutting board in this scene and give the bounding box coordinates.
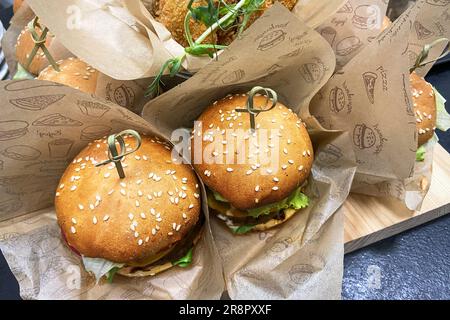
[343,144,450,254]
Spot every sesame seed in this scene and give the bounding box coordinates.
[287,139,291,144]
[71,186,77,191]
[298,165,304,171]
[156,225,160,230]
[93,216,98,224]
[302,151,307,156]
[282,165,288,170]
[204,170,211,177]
[71,226,76,234]
[283,148,288,154]
[150,208,156,215]
[145,236,150,242]
[288,160,294,164]
[71,218,77,224]
[194,193,200,199]
[143,155,148,161]
[78,204,84,210]
[136,179,143,185]
[120,182,126,188]
[128,213,134,220]
[120,189,126,196]
[138,190,143,197]
[255,185,260,192]
[134,231,139,238]
[168,232,173,236]
[147,195,153,200]
[182,213,187,219]
[148,172,154,179]
[172,223,177,230]
[246,170,253,175]
[272,186,279,191]
[89,204,95,210]
[189,204,194,209]
[152,228,157,235]
[103,215,110,221]
[273,177,279,182]
[108,189,114,195]
[307,150,311,156]
[156,218,162,222]
[255,198,259,203]
[140,213,146,219]
[176,224,181,231]
[130,224,136,231]
[138,239,143,246]
[135,155,141,160]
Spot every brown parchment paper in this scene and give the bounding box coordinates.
[26,0,347,79]
[1,4,154,114]
[0,80,224,299]
[141,5,357,299]
[315,0,389,70]
[405,0,450,77]
[310,0,435,210]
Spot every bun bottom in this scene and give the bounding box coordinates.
[117,225,204,277]
[213,208,299,233]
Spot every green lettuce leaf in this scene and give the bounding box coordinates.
[13,64,35,80]
[433,86,450,132]
[213,191,228,202]
[247,187,309,218]
[416,145,426,162]
[81,256,124,283]
[172,248,193,268]
[230,225,255,234]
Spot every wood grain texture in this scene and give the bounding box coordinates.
[343,144,450,253]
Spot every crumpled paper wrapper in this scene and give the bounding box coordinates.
[2,3,154,114]
[310,0,444,210]
[142,5,357,299]
[0,81,224,299]
[405,0,450,77]
[316,0,389,69]
[26,0,346,79]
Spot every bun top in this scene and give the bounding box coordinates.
[38,58,99,94]
[192,93,314,211]
[381,16,391,32]
[55,134,201,264]
[13,0,24,13]
[16,24,53,75]
[410,72,436,147]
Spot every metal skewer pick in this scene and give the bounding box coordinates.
[95,130,142,179]
[25,17,60,72]
[236,86,278,131]
[410,38,449,74]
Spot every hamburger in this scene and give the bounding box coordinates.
[55,132,203,281]
[15,23,54,76]
[191,92,313,234]
[38,58,99,94]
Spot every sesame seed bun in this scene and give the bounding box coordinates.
[192,93,314,211]
[13,0,24,13]
[16,24,53,75]
[38,58,99,94]
[381,16,391,32]
[55,134,202,267]
[410,72,437,147]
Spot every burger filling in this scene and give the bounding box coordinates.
[79,217,204,282]
[207,186,309,234]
